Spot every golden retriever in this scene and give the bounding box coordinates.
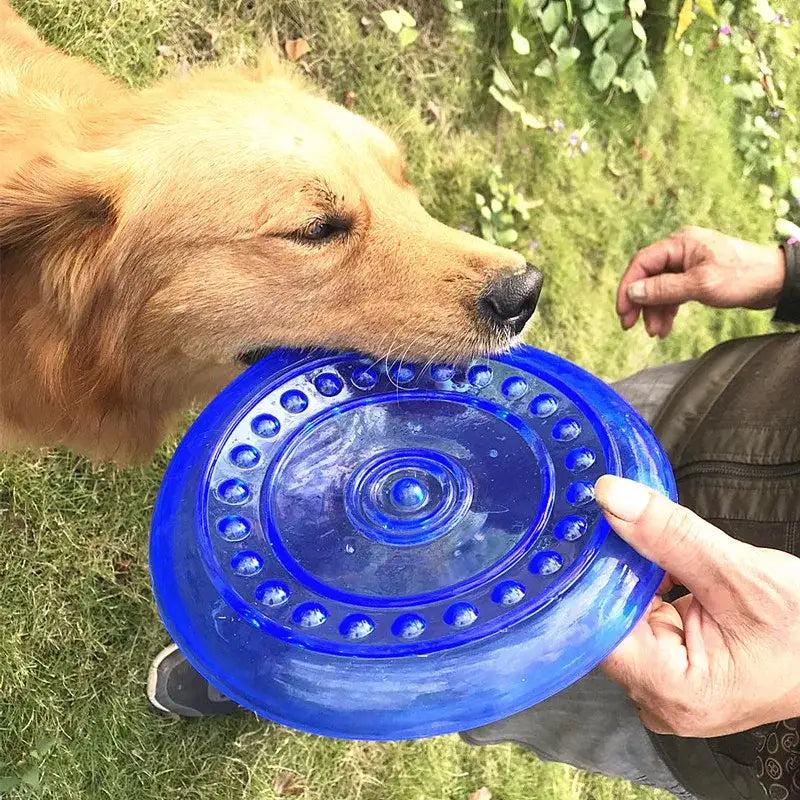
[0,0,542,463]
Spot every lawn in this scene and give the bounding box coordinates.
[1,0,797,798]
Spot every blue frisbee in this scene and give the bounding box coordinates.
[149,346,675,740]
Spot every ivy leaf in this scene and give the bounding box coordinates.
[479,219,495,242]
[556,46,581,71]
[612,75,632,91]
[758,185,774,209]
[582,8,610,40]
[508,0,527,25]
[496,228,519,245]
[519,110,548,128]
[675,0,696,40]
[791,177,800,198]
[380,9,404,33]
[492,65,516,94]
[607,19,635,60]
[577,0,594,9]
[488,85,523,113]
[776,219,800,240]
[540,2,566,34]
[398,27,419,47]
[550,24,570,50]
[628,0,647,16]
[595,0,625,14]
[590,52,618,90]
[534,57,555,77]
[511,28,531,54]
[622,51,647,83]
[776,199,791,217]
[474,192,486,206]
[696,0,718,20]
[732,82,756,102]
[397,7,417,27]
[631,19,647,42]
[592,28,611,56]
[633,68,657,103]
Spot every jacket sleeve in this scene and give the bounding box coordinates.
[774,242,800,323]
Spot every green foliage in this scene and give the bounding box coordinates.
[1,0,793,798]
[714,1,799,238]
[495,0,658,103]
[380,7,418,48]
[474,166,543,245]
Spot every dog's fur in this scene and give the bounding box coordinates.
[0,1,529,462]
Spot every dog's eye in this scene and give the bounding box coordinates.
[300,219,340,242]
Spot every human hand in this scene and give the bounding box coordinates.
[617,226,786,338]
[595,474,800,737]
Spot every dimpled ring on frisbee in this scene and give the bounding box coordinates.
[149,345,676,740]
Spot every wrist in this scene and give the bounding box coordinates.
[757,245,786,308]
[773,242,800,323]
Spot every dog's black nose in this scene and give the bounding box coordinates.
[478,264,543,334]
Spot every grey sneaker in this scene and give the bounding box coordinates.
[147,643,240,717]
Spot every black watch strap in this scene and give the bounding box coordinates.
[773,242,800,324]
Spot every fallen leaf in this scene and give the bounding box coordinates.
[344,89,356,108]
[425,99,442,123]
[468,789,492,800]
[397,7,417,27]
[156,44,176,58]
[380,9,404,33]
[284,38,311,62]
[274,771,305,797]
[114,557,132,582]
[398,26,419,47]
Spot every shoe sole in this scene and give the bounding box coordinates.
[146,642,181,714]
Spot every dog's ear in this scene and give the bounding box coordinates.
[0,153,124,317]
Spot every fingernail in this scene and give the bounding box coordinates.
[627,281,646,301]
[594,475,652,522]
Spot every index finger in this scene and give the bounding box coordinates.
[617,236,687,319]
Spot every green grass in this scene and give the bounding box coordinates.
[2,0,798,797]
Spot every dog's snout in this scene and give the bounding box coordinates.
[478,263,543,334]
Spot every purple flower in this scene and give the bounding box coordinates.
[458,224,470,232]
[527,239,539,252]
[772,13,782,23]
[723,74,731,84]
[768,108,782,118]
[719,24,731,34]
[569,131,579,146]
[553,119,564,131]
[783,17,791,26]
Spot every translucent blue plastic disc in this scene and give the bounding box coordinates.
[149,346,676,740]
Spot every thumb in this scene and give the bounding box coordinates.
[627,272,697,306]
[594,475,744,613]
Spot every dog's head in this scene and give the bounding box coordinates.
[1,60,542,392]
